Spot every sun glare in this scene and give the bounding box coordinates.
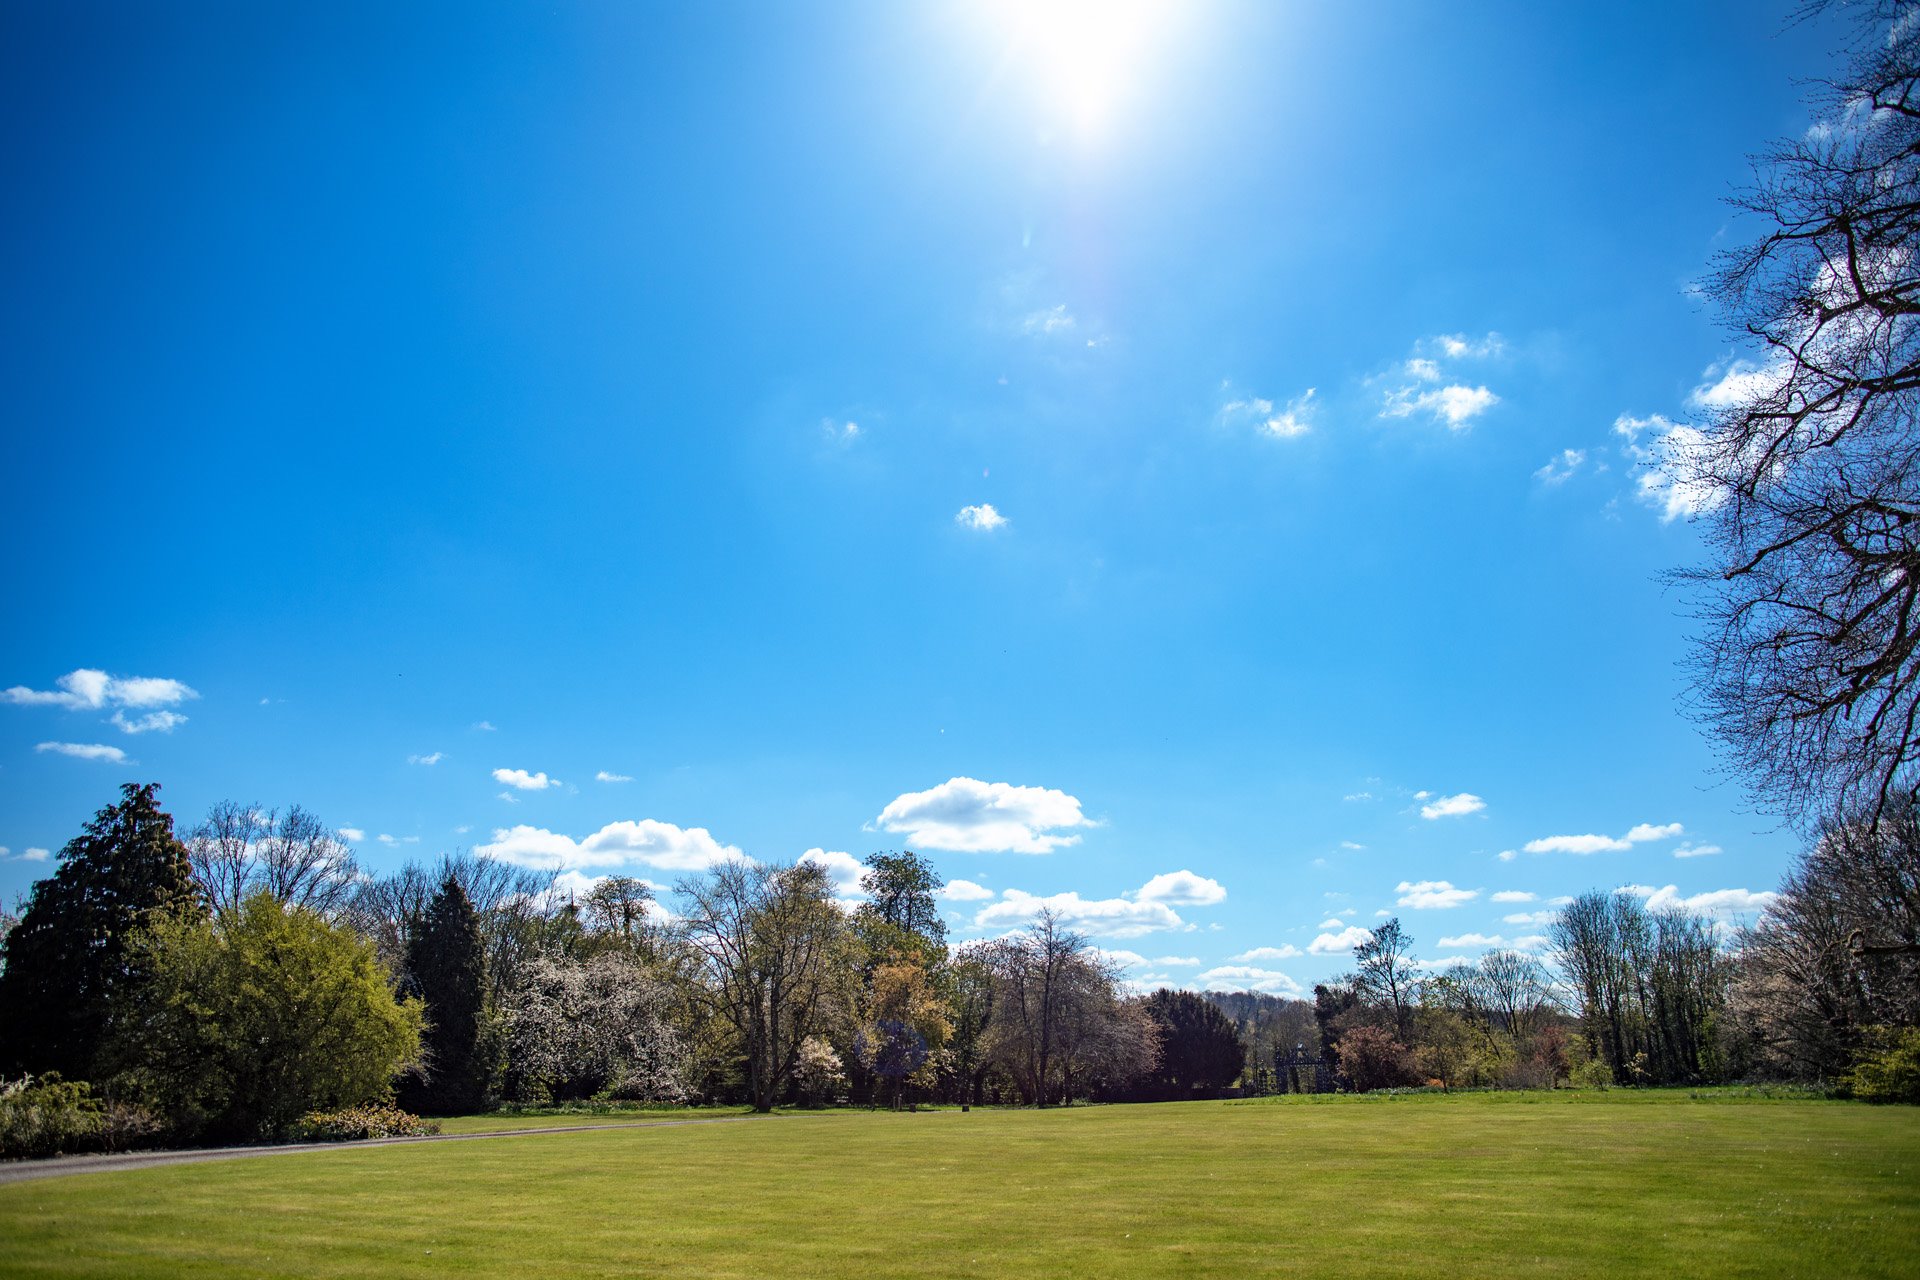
[993,0,1173,136]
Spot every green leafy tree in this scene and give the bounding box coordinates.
[1142,989,1246,1095]
[0,783,201,1078]
[400,875,490,1114]
[109,892,422,1141]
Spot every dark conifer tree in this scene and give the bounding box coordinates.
[400,874,490,1113]
[1142,989,1246,1096]
[0,782,202,1078]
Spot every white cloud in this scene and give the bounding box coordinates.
[111,709,187,735]
[35,741,129,764]
[4,669,197,711]
[955,503,1009,532]
[1491,890,1535,903]
[1502,911,1556,926]
[1022,304,1075,335]
[1428,332,1505,360]
[822,418,861,444]
[1629,884,1780,918]
[1135,870,1226,907]
[595,770,634,783]
[1396,880,1480,910]
[1316,917,1346,930]
[1405,357,1442,382]
[493,768,559,791]
[498,792,521,804]
[1626,822,1683,843]
[974,889,1183,939]
[20,847,49,862]
[1673,843,1723,859]
[476,820,747,874]
[1421,793,1485,820]
[1095,948,1151,970]
[1339,840,1366,851]
[1309,925,1373,955]
[408,752,444,766]
[1151,956,1201,967]
[1436,933,1506,949]
[376,834,420,847]
[453,825,471,835]
[1614,413,1719,522]
[472,720,498,732]
[873,776,1092,854]
[338,827,366,842]
[1383,384,1499,429]
[1343,791,1375,802]
[799,848,868,902]
[1222,387,1316,439]
[1688,358,1787,411]
[940,878,996,902]
[1525,821,1683,856]
[1197,965,1302,995]
[1534,449,1586,485]
[1231,945,1302,962]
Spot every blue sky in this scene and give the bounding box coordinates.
[0,1,1843,993]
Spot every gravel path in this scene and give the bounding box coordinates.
[0,1116,752,1186]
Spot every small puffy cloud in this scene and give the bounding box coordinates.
[596,770,634,783]
[20,847,50,862]
[822,418,861,444]
[1502,910,1556,926]
[1198,965,1302,995]
[1151,956,1201,967]
[1396,880,1479,910]
[940,878,996,902]
[1673,843,1723,859]
[1491,890,1535,903]
[112,709,187,735]
[955,503,1009,532]
[1497,849,1517,862]
[1525,821,1683,856]
[1436,933,1506,949]
[1316,917,1346,930]
[1421,793,1485,820]
[338,827,366,842]
[1309,925,1373,955]
[1510,934,1550,952]
[1614,414,1719,522]
[1339,841,1366,851]
[1383,384,1499,429]
[1343,791,1376,802]
[5,669,197,711]
[1022,304,1075,335]
[493,768,559,791]
[1534,449,1586,486]
[472,720,498,731]
[376,834,420,847]
[408,752,444,766]
[1630,884,1779,918]
[873,776,1092,854]
[1221,387,1316,439]
[1626,822,1683,843]
[1135,870,1226,907]
[974,889,1183,939]
[799,848,868,902]
[1232,945,1302,962]
[35,741,129,764]
[1405,357,1442,382]
[1095,948,1151,970]
[1688,358,1787,412]
[476,820,746,873]
[1428,332,1505,360]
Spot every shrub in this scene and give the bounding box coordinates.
[292,1104,440,1142]
[1843,1027,1920,1104]
[0,1074,162,1159]
[1333,1027,1421,1093]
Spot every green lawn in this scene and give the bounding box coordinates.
[432,1105,752,1135]
[2,1091,1916,1278]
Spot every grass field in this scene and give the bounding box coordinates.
[2,1091,1916,1278]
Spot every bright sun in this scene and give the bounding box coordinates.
[993,0,1173,136]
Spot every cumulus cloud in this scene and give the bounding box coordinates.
[472,720,498,732]
[1673,843,1723,859]
[940,878,996,902]
[1221,387,1316,439]
[873,776,1092,854]
[1395,880,1479,910]
[1491,890,1536,903]
[1421,793,1485,820]
[476,820,746,873]
[408,752,444,766]
[1628,884,1779,918]
[35,741,129,764]
[112,710,187,735]
[1316,917,1346,930]
[596,770,634,783]
[1197,966,1302,995]
[376,834,420,847]
[955,503,1009,532]
[1534,449,1586,485]
[5,669,198,711]
[1135,870,1227,907]
[1524,821,1683,856]
[1688,357,1788,411]
[1383,384,1499,429]
[1614,414,1719,522]
[1502,910,1557,926]
[338,827,366,842]
[1436,933,1506,950]
[1231,945,1302,962]
[799,848,868,902]
[19,847,49,862]
[1309,925,1373,955]
[1427,332,1506,360]
[1152,956,1201,967]
[974,889,1183,939]
[493,768,559,791]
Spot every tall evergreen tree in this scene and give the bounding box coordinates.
[400,874,490,1113]
[0,782,201,1078]
[1142,989,1246,1095]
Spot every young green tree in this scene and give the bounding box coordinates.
[109,892,423,1141]
[400,875,490,1115]
[0,782,202,1078]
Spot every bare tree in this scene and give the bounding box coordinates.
[1678,2,1920,827]
[349,853,560,1004]
[187,801,359,919]
[1351,917,1419,1035]
[676,860,857,1112]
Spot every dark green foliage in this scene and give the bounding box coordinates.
[108,892,422,1142]
[400,876,491,1114]
[1142,989,1246,1095]
[856,851,947,952]
[0,1074,162,1158]
[0,782,202,1078]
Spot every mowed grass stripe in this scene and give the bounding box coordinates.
[0,1094,1915,1278]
